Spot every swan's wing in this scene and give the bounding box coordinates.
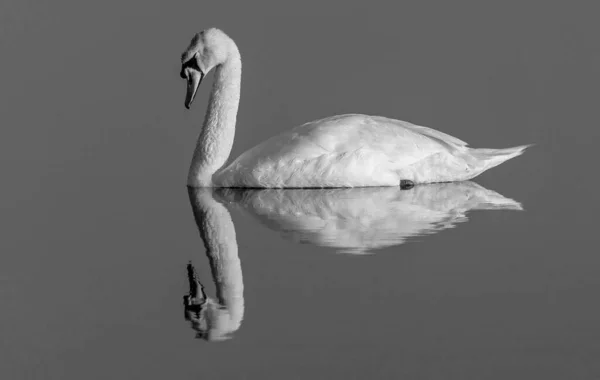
[290,114,457,157]
[367,116,468,148]
[216,114,461,187]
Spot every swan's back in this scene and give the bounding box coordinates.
[215,114,470,188]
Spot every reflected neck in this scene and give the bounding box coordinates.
[188,188,244,330]
[188,48,241,187]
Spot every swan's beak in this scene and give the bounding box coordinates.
[182,68,204,109]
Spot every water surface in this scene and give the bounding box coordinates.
[1,1,599,379]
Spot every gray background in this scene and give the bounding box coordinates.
[1,0,599,379]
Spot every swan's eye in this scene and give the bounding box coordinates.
[180,55,204,79]
[182,58,202,72]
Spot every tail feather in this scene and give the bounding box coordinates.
[469,144,531,174]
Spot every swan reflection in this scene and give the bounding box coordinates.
[184,188,244,341]
[183,182,521,340]
[214,182,522,254]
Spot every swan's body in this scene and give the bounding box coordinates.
[215,114,527,187]
[181,28,528,188]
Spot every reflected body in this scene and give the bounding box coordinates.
[216,182,522,254]
[180,29,529,188]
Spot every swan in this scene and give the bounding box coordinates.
[184,188,244,341]
[180,28,529,188]
[215,182,522,254]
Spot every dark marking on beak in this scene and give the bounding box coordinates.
[181,59,205,109]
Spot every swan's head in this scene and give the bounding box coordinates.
[180,28,234,109]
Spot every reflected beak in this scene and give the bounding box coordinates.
[183,68,204,109]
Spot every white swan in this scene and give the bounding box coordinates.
[216,182,522,254]
[180,28,529,188]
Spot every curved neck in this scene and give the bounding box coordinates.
[188,48,241,187]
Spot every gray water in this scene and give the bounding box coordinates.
[2,1,600,379]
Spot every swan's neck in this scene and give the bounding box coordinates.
[188,49,241,187]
